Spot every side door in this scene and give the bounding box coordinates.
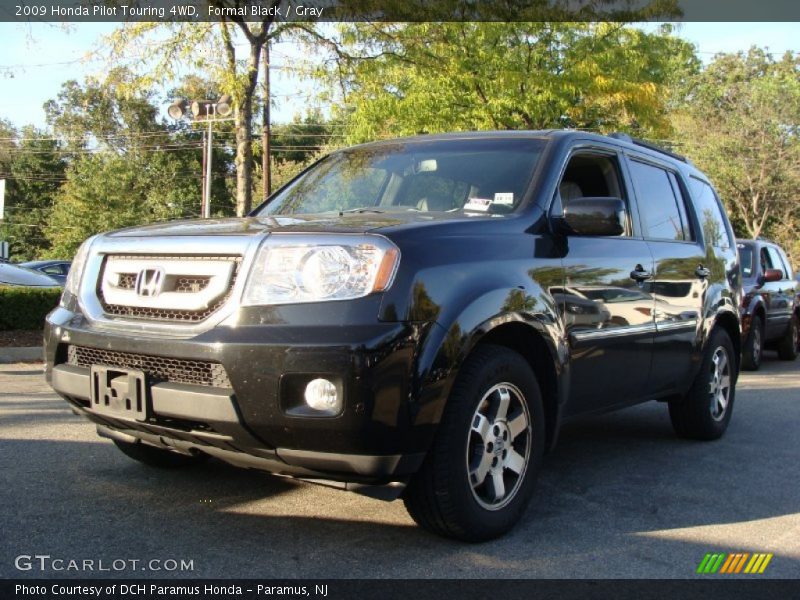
[775,245,799,321]
[554,146,656,417]
[762,245,793,339]
[625,157,708,395]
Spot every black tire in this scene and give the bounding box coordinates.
[113,439,207,469]
[777,314,799,361]
[668,328,736,441]
[742,315,764,371]
[403,344,545,542]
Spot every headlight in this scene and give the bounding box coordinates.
[61,235,97,306]
[243,235,400,306]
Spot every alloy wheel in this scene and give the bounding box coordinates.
[466,383,532,511]
[709,347,732,421]
[752,325,762,364]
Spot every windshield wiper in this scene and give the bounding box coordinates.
[339,208,385,215]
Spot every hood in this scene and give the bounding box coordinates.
[105,210,498,238]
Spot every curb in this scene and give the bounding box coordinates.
[0,346,43,363]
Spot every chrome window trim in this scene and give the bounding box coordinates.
[570,323,656,343]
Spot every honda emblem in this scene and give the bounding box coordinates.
[135,267,166,297]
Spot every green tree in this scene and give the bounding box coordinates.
[45,149,202,258]
[271,110,341,164]
[314,22,696,143]
[103,10,320,216]
[44,69,163,154]
[0,126,66,260]
[672,48,800,260]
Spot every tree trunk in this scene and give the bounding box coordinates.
[234,43,263,217]
[234,100,253,216]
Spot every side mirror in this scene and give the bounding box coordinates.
[558,197,626,237]
[759,268,783,285]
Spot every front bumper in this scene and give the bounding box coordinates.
[45,306,433,488]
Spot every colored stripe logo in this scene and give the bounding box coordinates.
[696,552,773,574]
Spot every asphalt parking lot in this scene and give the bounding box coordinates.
[1,353,798,580]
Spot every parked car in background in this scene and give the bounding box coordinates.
[0,262,62,287]
[737,239,799,370]
[19,260,71,285]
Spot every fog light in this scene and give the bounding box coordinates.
[304,378,340,413]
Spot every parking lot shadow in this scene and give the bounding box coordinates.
[1,358,798,578]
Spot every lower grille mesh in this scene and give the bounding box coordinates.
[67,345,231,388]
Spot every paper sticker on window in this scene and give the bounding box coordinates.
[464,198,493,212]
[494,192,514,205]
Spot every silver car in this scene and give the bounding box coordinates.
[0,262,62,287]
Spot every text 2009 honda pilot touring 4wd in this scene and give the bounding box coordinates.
[45,131,741,541]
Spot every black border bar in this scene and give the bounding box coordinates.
[2,1,800,23]
[4,579,800,600]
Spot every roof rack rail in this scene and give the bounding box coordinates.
[755,235,778,245]
[608,132,691,164]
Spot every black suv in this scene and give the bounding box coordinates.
[45,131,741,541]
[737,238,799,370]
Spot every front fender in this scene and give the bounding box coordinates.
[740,293,765,337]
[407,284,566,454]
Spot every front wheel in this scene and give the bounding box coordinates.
[403,344,545,542]
[742,315,763,371]
[668,328,736,441]
[777,314,799,361]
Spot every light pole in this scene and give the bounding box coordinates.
[168,96,233,218]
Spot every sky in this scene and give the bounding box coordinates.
[0,21,798,131]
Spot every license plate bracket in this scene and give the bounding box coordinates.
[90,365,148,421]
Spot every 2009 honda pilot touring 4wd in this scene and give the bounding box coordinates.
[45,130,742,541]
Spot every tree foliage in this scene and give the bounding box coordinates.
[0,124,66,260]
[318,22,697,143]
[672,48,800,259]
[44,149,202,257]
[102,8,316,216]
[44,69,161,154]
[39,74,235,258]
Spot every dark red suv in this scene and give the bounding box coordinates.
[737,239,799,370]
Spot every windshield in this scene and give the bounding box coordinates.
[255,138,546,216]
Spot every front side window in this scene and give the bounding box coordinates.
[628,159,690,241]
[556,151,629,236]
[255,138,546,216]
[766,247,788,278]
[760,247,773,272]
[738,243,755,278]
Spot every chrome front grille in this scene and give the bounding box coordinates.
[67,345,231,388]
[98,255,241,323]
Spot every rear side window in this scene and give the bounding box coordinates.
[776,247,794,279]
[628,159,691,241]
[689,177,733,249]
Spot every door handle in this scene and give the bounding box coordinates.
[630,266,652,282]
[695,265,711,279]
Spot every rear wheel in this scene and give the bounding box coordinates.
[777,314,799,361]
[669,328,736,441]
[403,344,545,542]
[742,315,764,371]
[113,439,207,469]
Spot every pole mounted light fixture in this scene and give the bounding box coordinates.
[190,95,233,120]
[167,99,189,120]
[168,95,235,219]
